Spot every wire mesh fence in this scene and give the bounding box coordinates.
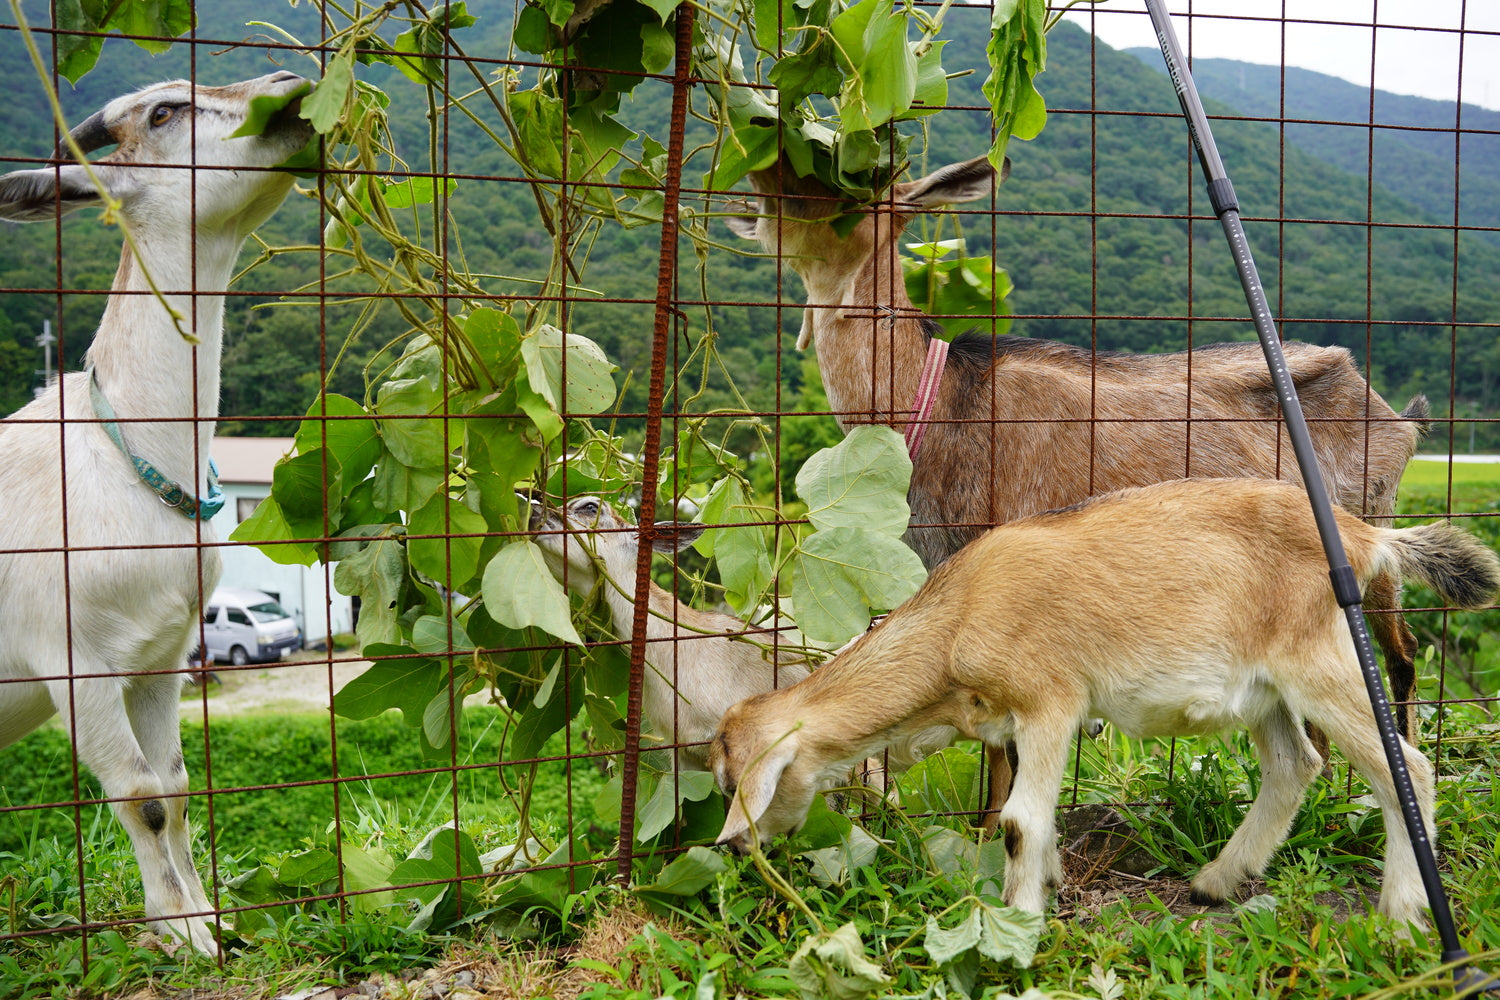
[0,0,1495,968]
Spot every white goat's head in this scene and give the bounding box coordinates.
[0,72,314,235]
[528,495,704,596]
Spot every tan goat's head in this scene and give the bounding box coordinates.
[709,697,822,854]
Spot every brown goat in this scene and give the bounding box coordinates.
[727,156,1432,758]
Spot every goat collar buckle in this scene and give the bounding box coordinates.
[88,368,224,521]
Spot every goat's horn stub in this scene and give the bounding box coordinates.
[56,111,117,160]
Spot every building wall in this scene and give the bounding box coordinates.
[215,481,355,645]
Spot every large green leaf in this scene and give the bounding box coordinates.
[276,848,339,888]
[372,453,447,513]
[569,105,636,194]
[229,80,314,138]
[333,533,409,647]
[481,541,582,645]
[375,376,450,469]
[521,325,618,417]
[829,0,917,134]
[272,448,343,526]
[461,308,524,391]
[408,493,488,589]
[636,770,715,843]
[296,394,382,484]
[635,846,728,897]
[340,842,397,913]
[923,897,1045,969]
[55,0,195,83]
[902,241,1015,342]
[983,0,1049,164]
[422,666,479,749]
[791,526,926,644]
[390,2,477,85]
[795,425,912,537]
[511,88,567,179]
[412,615,475,654]
[229,497,320,566]
[333,647,444,723]
[508,655,584,759]
[488,836,597,916]
[694,477,772,613]
[770,34,844,109]
[303,49,355,134]
[389,826,483,931]
[788,922,892,1000]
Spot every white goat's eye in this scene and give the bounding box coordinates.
[150,105,178,127]
[575,500,599,518]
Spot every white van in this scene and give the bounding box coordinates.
[202,587,302,665]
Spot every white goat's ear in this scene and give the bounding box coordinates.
[897,155,999,209]
[652,521,706,554]
[716,735,798,847]
[0,165,104,223]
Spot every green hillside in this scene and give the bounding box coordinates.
[0,9,1494,449]
[1126,48,1500,250]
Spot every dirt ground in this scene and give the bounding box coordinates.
[178,650,372,717]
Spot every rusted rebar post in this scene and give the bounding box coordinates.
[616,2,697,881]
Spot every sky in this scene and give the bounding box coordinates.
[1063,1,1500,112]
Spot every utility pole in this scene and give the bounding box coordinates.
[34,319,53,398]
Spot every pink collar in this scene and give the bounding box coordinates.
[903,337,949,456]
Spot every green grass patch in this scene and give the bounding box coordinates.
[0,706,608,863]
[1400,456,1500,510]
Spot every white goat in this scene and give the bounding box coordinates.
[727,157,1431,747]
[529,495,811,770]
[709,477,1500,928]
[0,73,312,955]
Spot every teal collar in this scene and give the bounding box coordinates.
[88,368,224,520]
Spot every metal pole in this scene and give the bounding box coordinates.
[36,318,53,398]
[616,2,696,881]
[1142,3,1496,994]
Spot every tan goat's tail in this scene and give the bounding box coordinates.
[1400,395,1433,436]
[1382,521,1500,610]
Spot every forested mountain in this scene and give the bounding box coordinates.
[0,7,1494,450]
[1125,49,1500,250]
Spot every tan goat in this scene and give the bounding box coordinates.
[529,495,811,770]
[709,477,1500,928]
[726,157,1432,747]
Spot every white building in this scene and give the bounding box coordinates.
[212,437,355,646]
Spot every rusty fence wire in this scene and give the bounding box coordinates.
[0,0,1496,965]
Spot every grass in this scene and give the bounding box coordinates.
[1399,455,1500,511]
[4,712,1498,998]
[0,464,1496,998]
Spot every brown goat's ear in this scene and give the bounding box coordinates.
[651,521,706,554]
[897,155,998,209]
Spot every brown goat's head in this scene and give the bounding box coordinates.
[725,156,1006,348]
